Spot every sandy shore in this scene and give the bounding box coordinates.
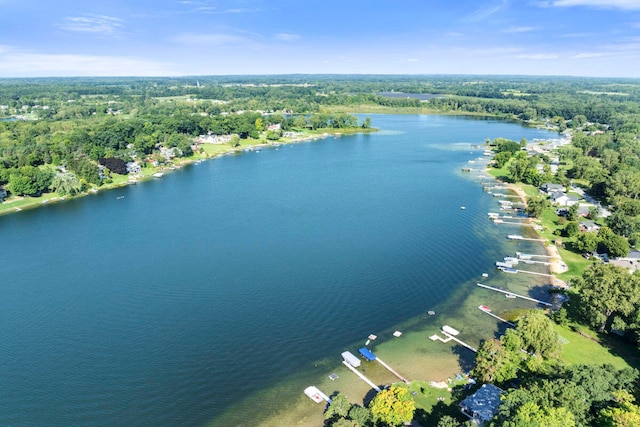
[506,184,569,286]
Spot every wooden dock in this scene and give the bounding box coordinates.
[478,306,516,326]
[516,269,555,278]
[517,252,558,260]
[376,357,409,384]
[476,283,552,306]
[507,235,545,242]
[430,327,477,353]
[342,361,381,392]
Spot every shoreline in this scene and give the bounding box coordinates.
[505,183,569,287]
[0,129,370,217]
[216,146,559,426]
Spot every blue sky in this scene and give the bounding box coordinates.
[1,0,640,77]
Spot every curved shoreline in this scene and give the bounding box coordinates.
[0,129,369,217]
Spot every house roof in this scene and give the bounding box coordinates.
[460,384,503,422]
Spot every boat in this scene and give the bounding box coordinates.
[460,206,466,210]
[341,351,361,368]
[478,305,491,312]
[496,261,513,269]
[503,268,517,274]
[507,234,523,240]
[304,386,329,403]
[504,256,519,265]
[442,325,460,336]
[428,310,436,316]
[153,172,164,178]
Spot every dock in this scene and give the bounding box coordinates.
[430,326,477,353]
[507,234,545,242]
[342,361,381,392]
[517,252,557,260]
[376,357,409,384]
[477,306,515,326]
[476,283,552,306]
[358,348,409,384]
[515,269,556,278]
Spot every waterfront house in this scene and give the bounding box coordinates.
[460,383,503,425]
[550,191,580,207]
[541,182,565,194]
[579,219,600,232]
[126,162,141,174]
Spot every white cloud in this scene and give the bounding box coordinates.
[516,53,559,59]
[502,26,537,33]
[274,33,300,41]
[57,15,124,36]
[0,48,177,77]
[541,0,640,10]
[464,0,509,22]
[572,52,607,58]
[170,32,255,46]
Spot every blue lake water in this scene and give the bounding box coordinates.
[0,115,558,426]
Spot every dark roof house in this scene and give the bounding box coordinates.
[460,383,503,425]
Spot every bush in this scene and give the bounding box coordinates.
[98,157,127,175]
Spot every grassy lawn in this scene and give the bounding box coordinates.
[555,323,633,370]
[0,192,64,214]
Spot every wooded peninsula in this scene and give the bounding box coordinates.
[3,75,640,426]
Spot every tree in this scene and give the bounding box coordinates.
[98,157,127,175]
[437,415,462,427]
[598,390,640,427]
[598,226,630,258]
[494,151,512,168]
[348,405,372,426]
[525,196,549,218]
[50,172,81,196]
[361,117,371,129]
[325,393,352,421]
[496,401,575,427]
[7,165,54,196]
[472,338,519,384]
[369,387,415,426]
[254,117,264,131]
[508,310,560,359]
[574,231,599,253]
[567,203,579,221]
[572,264,640,332]
[564,221,579,238]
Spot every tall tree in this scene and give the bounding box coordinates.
[571,264,640,332]
[369,387,415,426]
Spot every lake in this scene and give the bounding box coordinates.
[0,115,559,426]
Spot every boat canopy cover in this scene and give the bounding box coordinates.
[358,347,377,361]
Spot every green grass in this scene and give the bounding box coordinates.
[0,192,64,215]
[555,323,632,369]
[397,381,453,411]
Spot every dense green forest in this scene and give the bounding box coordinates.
[4,74,640,426]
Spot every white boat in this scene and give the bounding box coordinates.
[442,325,460,336]
[478,305,491,313]
[304,386,330,403]
[153,172,164,178]
[341,351,361,368]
